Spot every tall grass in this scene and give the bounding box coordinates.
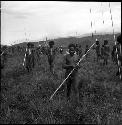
[1,36,121,124]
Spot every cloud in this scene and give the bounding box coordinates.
[1,1,121,45]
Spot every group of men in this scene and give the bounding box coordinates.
[1,34,121,102]
[94,35,121,70]
[92,39,110,65]
[62,34,121,102]
[22,41,56,73]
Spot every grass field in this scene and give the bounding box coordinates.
[1,34,121,124]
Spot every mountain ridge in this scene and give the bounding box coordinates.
[1,32,121,47]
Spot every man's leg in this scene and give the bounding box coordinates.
[29,56,32,72]
[66,78,72,101]
[52,63,54,74]
[72,74,80,103]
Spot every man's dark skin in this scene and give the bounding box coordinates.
[62,44,80,102]
[47,41,55,73]
[95,41,101,62]
[103,40,110,65]
[25,43,35,72]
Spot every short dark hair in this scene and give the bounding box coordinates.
[27,43,34,48]
[96,40,99,45]
[104,40,108,45]
[49,41,54,46]
[68,43,76,49]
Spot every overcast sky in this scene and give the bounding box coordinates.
[1,1,121,45]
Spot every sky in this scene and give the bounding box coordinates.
[1,1,121,45]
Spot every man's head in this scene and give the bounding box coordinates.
[27,43,31,48]
[49,41,54,48]
[96,40,99,45]
[104,40,108,45]
[27,43,34,49]
[68,44,76,56]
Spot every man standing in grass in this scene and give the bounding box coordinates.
[25,43,35,72]
[93,39,101,62]
[47,41,55,74]
[62,43,80,102]
[59,46,63,54]
[1,45,8,69]
[103,40,110,65]
[95,40,101,62]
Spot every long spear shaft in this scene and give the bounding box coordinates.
[23,48,27,66]
[109,3,121,80]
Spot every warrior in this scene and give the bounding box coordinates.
[95,40,101,62]
[111,44,117,64]
[24,43,35,72]
[59,46,63,54]
[103,40,110,65]
[101,45,104,59]
[62,43,80,102]
[1,45,8,69]
[47,41,55,73]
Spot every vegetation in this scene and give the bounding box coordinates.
[1,33,121,124]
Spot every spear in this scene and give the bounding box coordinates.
[49,42,95,100]
[23,48,27,66]
[114,35,122,80]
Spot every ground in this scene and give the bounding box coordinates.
[1,36,121,124]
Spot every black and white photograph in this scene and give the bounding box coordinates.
[1,1,121,124]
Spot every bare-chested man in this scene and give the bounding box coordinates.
[47,41,55,74]
[103,40,110,65]
[62,43,80,102]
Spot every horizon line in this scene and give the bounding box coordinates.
[1,31,121,46]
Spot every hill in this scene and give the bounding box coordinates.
[10,33,120,49]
